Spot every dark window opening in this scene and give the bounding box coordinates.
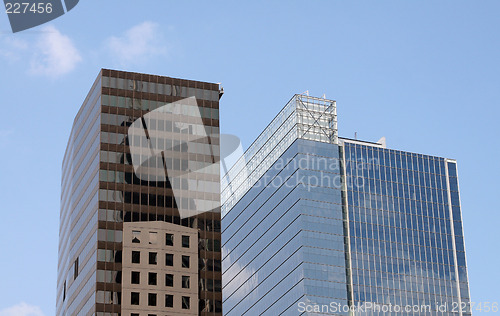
[148,293,157,306]
[166,233,174,246]
[182,255,190,268]
[165,253,173,266]
[131,292,139,305]
[182,235,190,248]
[182,276,190,289]
[131,271,140,284]
[182,296,190,309]
[132,251,140,263]
[149,252,157,265]
[148,272,157,285]
[165,274,173,287]
[165,294,173,307]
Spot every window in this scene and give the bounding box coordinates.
[149,252,157,265]
[215,300,222,313]
[131,271,140,284]
[182,296,190,309]
[165,274,173,287]
[131,292,139,305]
[132,251,140,264]
[74,258,79,280]
[182,235,190,248]
[166,233,174,246]
[63,281,66,301]
[165,294,173,307]
[132,230,140,243]
[148,293,157,306]
[182,276,190,289]
[214,279,222,292]
[148,272,157,285]
[165,253,173,266]
[182,255,190,268]
[131,314,139,316]
[149,232,157,244]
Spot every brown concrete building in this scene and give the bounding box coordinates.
[57,69,222,316]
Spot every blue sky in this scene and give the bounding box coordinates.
[0,1,499,315]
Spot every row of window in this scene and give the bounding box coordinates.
[97,209,222,232]
[97,229,220,252]
[96,269,222,286]
[131,231,190,248]
[102,96,219,119]
[102,77,219,102]
[130,271,190,288]
[100,150,219,175]
[101,132,219,156]
[99,189,219,211]
[131,251,190,268]
[345,144,447,175]
[130,292,191,309]
[349,204,455,224]
[99,170,219,193]
[346,158,448,178]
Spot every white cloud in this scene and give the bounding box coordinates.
[106,21,167,65]
[0,303,45,316]
[29,25,82,78]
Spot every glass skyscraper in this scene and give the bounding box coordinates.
[57,69,223,316]
[221,94,471,315]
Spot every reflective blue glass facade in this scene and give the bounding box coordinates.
[221,95,470,316]
[343,141,470,315]
[222,139,349,315]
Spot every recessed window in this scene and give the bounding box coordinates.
[132,230,140,243]
[149,252,157,265]
[182,255,190,268]
[132,251,140,264]
[148,272,157,286]
[182,296,190,309]
[148,293,157,306]
[131,292,139,305]
[131,313,139,316]
[131,271,140,284]
[166,233,174,246]
[182,276,190,289]
[165,274,173,287]
[165,253,173,266]
[182,235,190,248]
[149,232,157,244]
[165,294,173,307]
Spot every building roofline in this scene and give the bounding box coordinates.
[101,68,221,91]
[339,136,385,148]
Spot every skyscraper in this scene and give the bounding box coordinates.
[57,69,223,316]
[221,94,471,315]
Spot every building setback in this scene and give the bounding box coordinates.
[57,69,223,316]
[221,94,471,315]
